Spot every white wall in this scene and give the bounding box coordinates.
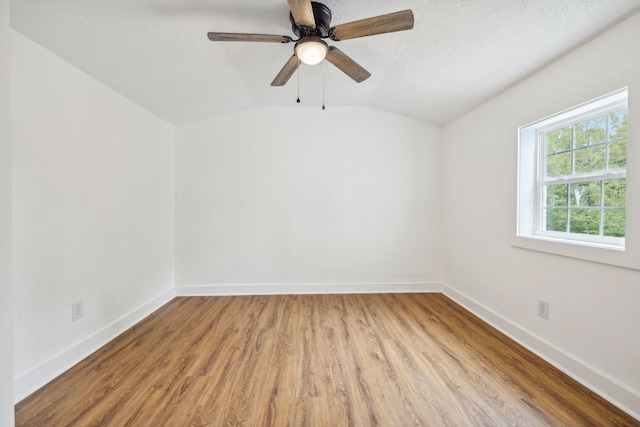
[443,12,640,418]
[1,1,15,425]
[11,31,175,401]
[176,106,443,294]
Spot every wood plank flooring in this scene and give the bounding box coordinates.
[15,293,640,426]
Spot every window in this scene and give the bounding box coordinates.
[517,89,628,249]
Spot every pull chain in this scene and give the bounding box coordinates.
[322,60,326,110]
[296,58,301,104]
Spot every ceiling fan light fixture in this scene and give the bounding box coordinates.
[295,38,328,65]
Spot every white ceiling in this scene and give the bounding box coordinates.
[10,0,640,125]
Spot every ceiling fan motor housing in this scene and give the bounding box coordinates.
[290,1,332,38]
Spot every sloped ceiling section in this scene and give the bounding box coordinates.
[10,0,640,125]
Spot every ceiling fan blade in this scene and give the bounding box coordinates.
[328,10,414,41]
[325,47,370,83]
[271,54,300,86]
[287,0,316,28]
[207,32,293,43]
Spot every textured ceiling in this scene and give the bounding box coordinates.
[10,0,640,125]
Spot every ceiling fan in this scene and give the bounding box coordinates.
[207,0,414,86]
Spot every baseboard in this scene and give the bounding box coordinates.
[176,281,443,296]
[14,288,176,403]
[442,283,640,422]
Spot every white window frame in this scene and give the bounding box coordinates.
[517,88,628,251]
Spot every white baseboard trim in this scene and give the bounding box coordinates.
[442,283,640,422]
[14,288,176,403]
[176,281,443,296]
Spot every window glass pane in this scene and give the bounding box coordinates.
[609,140,626,169]
[603,209,625,237]
[570,182,600,207]
[575,116,606,148]
[546,127,572,153]
[546,184,568,207]
[609,109,628,141]
[546,209,567,232]
[574,145,605,173]
[604,178,626,207]
[569,209,600,235]
[546,152,571,177]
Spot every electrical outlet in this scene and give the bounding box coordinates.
[538,298,550,320]
[72,300,84,321]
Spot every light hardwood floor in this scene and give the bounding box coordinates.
[15,293,640,426]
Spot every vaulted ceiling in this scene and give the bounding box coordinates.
[10,0,640,125]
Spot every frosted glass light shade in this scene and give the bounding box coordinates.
[295,39,328,65]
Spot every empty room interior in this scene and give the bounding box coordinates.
[2,0,640,425]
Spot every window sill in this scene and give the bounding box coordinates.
[512,234,640,271]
